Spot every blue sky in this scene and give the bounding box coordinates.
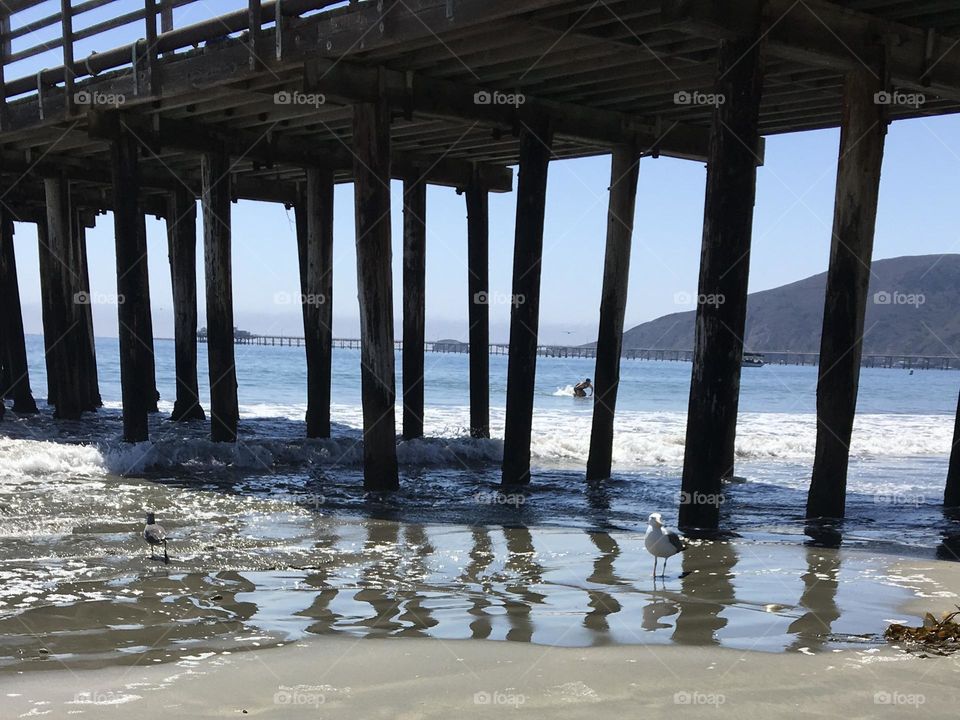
[6,1,960,344]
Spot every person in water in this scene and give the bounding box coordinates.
[573,378,593,397]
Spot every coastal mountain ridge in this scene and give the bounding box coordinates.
[618,254,960,356]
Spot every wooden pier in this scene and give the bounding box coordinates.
[199,335,959,370]
[0,0,959,524]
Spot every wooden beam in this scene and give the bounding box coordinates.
[167,186,205,421]
[353,100,399,491]
[680,20,765,531]
[586,145,640,482]
[111,130,151,441]
[304,58,717,161]
[466,183,490,439]
[302,167,334,438]
[807,64,886,520]
[402,175,426,440]
[202,149,239,442]
[87,110,514,193]
[0,210,38,413]
[662,0,960,101]
[501,116,552,487]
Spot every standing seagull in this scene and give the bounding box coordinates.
[644,512,684,577]
[143,512,169,564]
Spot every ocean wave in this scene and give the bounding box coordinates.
[0,408,951,480]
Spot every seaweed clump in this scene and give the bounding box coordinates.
[885,607,960,655]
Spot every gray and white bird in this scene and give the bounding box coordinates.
[644,512,684,577]
[143,512,169,563]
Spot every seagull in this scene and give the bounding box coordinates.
[644,512,684,577]
[143,512,169,564]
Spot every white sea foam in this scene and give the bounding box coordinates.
[0,407,951,480]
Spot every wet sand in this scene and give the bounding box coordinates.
[6,633,960,718]
[3,553,960,717]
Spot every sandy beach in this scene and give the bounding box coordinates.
[6,632,960,719]
[4,551,960,719]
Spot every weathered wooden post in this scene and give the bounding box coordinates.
[202,150,239,442]
[167,187,205,421]
[43,174,86,419]
[300,167,334,438]
[36,221,58,405]
[946,390,960,507]
[466,182,490,439]
[807,64,886,519]
[73,216,101,409]
[0,211,38,413]
[137,212,159,412]
[679,24,764,529]
[110,130,151,441]
[402,175,426,440]
[586,146,641,481]
[352,100,399,490]
[501,118,552,486]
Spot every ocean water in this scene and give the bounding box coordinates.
[1,334,960,666]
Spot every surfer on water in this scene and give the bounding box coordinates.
[573,378,593,398]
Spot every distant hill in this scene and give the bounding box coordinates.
[619,254,960,356]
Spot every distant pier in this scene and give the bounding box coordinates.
[197,334,957,370]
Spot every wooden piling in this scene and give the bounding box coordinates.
[167,187,205,421]
[137,212,159,413]
[807,66,886,519]
[586,146,641,482]
[0,211,38,413]
[501,118,552,487]
[202,150,239,442]
[110,131,150,441]
[466,183,490,439]
[36,221,58,405]
[679,27,764,530]
[43,175,85,419]
[302,167,334,438]
[402,175,426,440]
[352,101,399,490]
[946,389,960,507]
[73,218,101,409]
